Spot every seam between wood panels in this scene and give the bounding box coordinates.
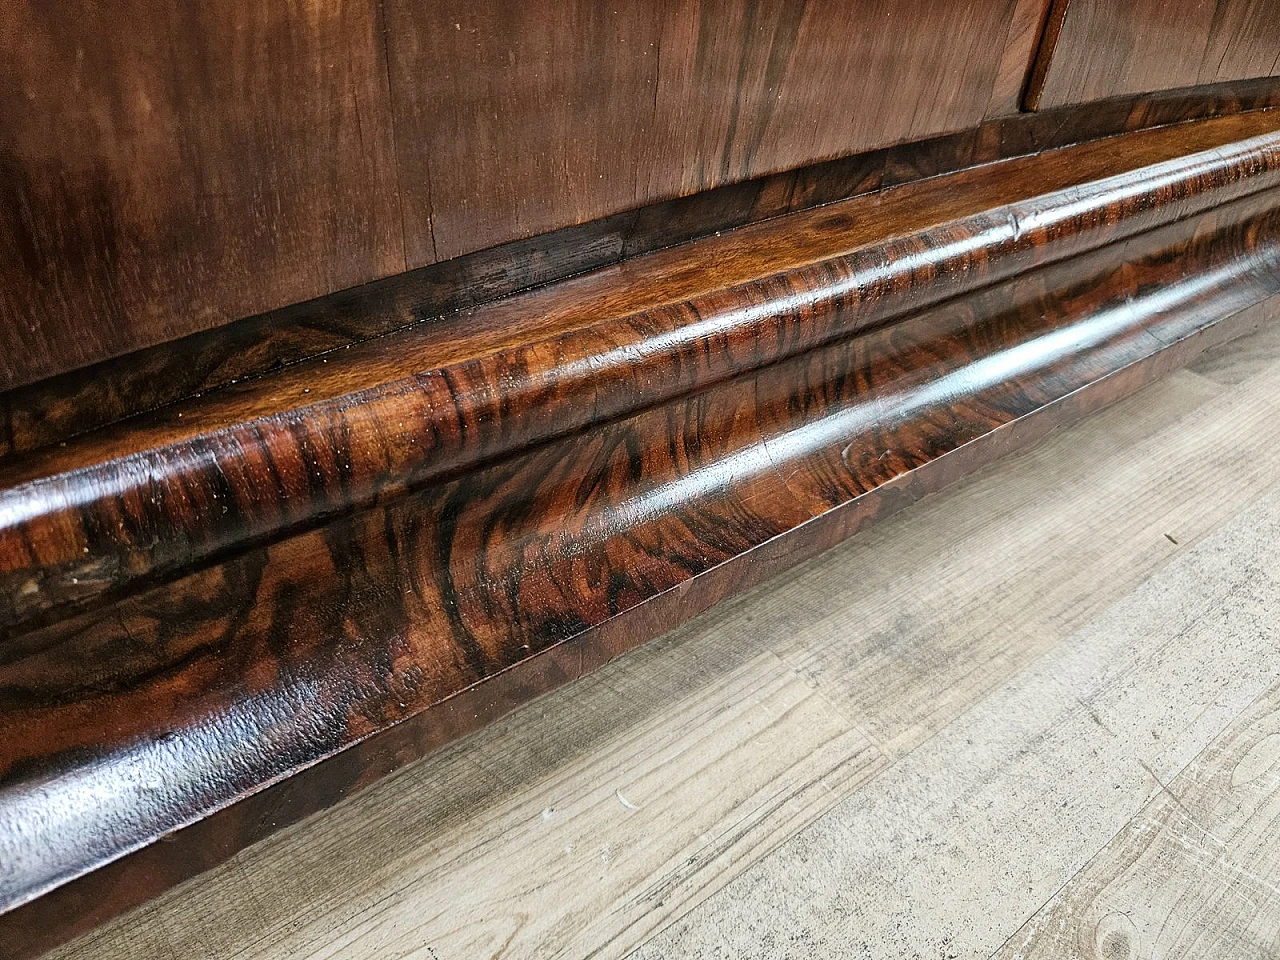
[1021,0,1074,111]
[376,0,421,270]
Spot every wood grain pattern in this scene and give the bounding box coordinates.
[986,0,1055,116]
[1203,0,1280,84]
[385,0,1021,264]
[44,324,1280,960]
[0,0,405,392]
[7,87,1279,458]
[3,112,1278,641]
[9,0,1280,395]
[997,677,1280,958]
[0,0,1033,391]
[3,114,1280,956]
[643,0,1014,199]
[383,0,662,266]
[1033,0,1280,109]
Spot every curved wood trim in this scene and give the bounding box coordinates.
[4,112,1280,956]
[4,84,1280,462]
[3,112,1280,639]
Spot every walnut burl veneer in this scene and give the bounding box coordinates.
[3,110,1280,956]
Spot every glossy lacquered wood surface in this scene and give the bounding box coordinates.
[0,0,1032,392]
[388,0,1024,264]
[4,112,1280,642]
[8,85,1279,459]
[1031,0,1280,109]
[6,0,1280,394]
[0,0,405,391]
[3,113,1280,957]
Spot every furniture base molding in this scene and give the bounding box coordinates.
[2,109,1280,957]
[6,77,1280,460]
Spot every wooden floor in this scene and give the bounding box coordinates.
[49,319,1280,960]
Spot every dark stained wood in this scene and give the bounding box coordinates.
[3,113,1280,957]
[8,88,1280,462]
[4,0,1037,394]
[4,111,1279,641]
[1032,0,1280,109]
[1022,0,1073,110]
[385,0,1022,265]
[0,0,405,393]
[643,0,1016,199]
[987,0,1056,116]
[383,1,662,266]
[1203,0,1280,84]
[6,0,1280,396]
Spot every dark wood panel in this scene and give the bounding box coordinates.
[642,0,1015,200]
[1203,0,1280,83]
[4,0,1273,397]
[385,0,1022,264]
[986,0,1055,116]
[385,1,664,266]
[1033,0,1280,109]
[12,85,1275,464]
[3,114,1280,956]
[0,0,404,391]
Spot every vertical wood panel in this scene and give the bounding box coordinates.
[986,0,1055,116]
[0,0,404,391]
[1,0,1032,387]
[1201,0,1280,83]
[643,0,1019,200]
[1034,0,1280,109]
[384,2,665,265]
[386,0,1020,266]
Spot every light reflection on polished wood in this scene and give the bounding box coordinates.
[3,112,1280,956]
[41,310,1280,960]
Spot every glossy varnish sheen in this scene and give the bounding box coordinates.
[3,112,1280,639]
[3,114,1280,957]
[0,0,1032,392]
[7,83,1279,458]
[6,0,1280,393]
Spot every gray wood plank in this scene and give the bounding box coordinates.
[636,479,1280,959]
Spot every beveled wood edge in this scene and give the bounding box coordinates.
[3,178,1280,956]
[4,80,1280,456]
